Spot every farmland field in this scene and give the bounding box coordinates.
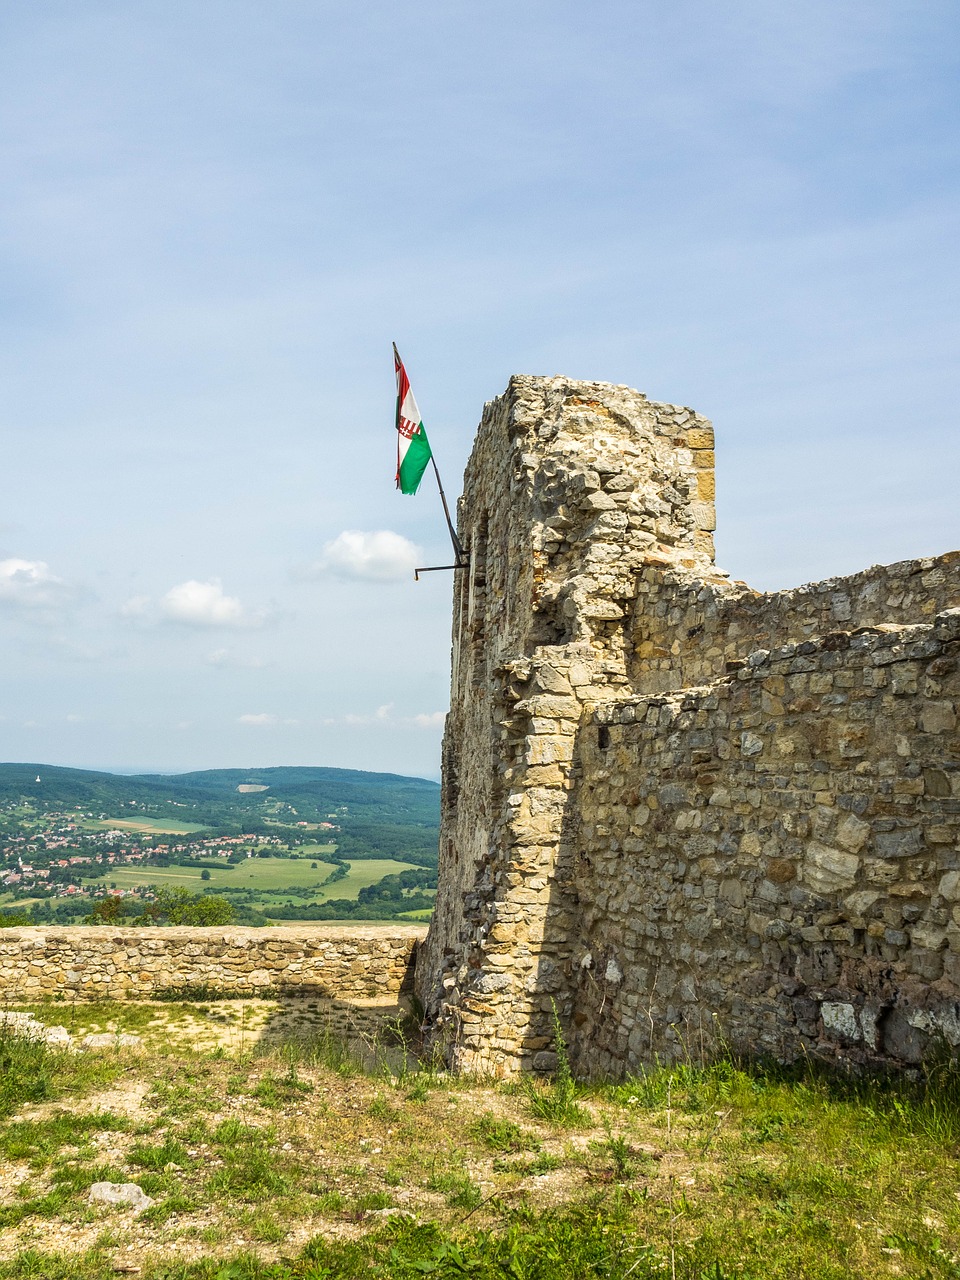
[83,856,418,906]
[82,815,207,834]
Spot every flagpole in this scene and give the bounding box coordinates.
[430,455,466,566]
[412,458,468,579]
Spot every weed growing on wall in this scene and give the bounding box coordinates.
[525,1002,591,1127]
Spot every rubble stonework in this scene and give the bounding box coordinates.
[0,925,422,1001]
[415,374,960,1076]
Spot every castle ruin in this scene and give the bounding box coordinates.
[415,375,960,1077]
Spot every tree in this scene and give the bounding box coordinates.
[201,869,211,881]
[135,887,234,927]
[85,896,127,924]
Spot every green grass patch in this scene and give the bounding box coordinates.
[471,1113,540,1154]
[0,1030,59,1120]
[2,1002,959,1279]
[0,1112,129,1164]
[0,1027,124,1121]
[252,1066,313,1109]
[127,1137,190,1170]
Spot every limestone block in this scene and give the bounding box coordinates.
[521,694,582,720]
[874,828,923,859]
[821,1002,860,1040]
[803,842,859,894]
[921,701,957,733]
[719,878,745,907]
[836,813,871,854]
[911,924,946,951]
[844,889,881,916]
[686,428,714,450]
[690,502,716,531]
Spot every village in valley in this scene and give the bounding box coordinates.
[0,765,439,926]
[0,798,339,921]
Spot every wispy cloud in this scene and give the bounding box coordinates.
[411,711,446,729]
[206,647,267,668]
[308,530,421,583]
[237,712,299,727]
[119,595,151,619]
[335,704,446,730]
[343,702,395,726]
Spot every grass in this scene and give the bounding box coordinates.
[472,1113,540,1153]
[0,1005,958,1278]
[524,1001,592,1127]
[0,1021,125,1122]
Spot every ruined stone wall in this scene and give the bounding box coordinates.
[418,373,960,1079]
[0,925,423,1002]
[630,552,960,695]
[573,610,960,1073]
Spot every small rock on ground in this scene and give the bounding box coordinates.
[89,1182,154,1213]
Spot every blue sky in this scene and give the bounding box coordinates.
[0,1,957,778]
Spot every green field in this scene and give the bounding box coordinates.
[0,894,44,910]
[83,856,418,905]
[81,815,207,834]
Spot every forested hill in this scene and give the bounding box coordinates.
[0,764,440,865]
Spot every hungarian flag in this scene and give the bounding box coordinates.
[394,344,433,495]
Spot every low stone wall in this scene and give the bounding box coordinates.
[0,925,425,1002]
[572,610,960,1074]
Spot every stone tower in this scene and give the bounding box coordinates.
[416,375,719,1074]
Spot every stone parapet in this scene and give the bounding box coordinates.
[0,925,425,1002]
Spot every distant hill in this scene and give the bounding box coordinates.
[0,763,440,866]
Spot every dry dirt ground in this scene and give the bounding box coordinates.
[2,999,959,1279]
[0,999,684,1271]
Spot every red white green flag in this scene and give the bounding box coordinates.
[394,344,433,495]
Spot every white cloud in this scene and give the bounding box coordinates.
[119,594,151,619]
[122,580,263,628]
[310,530,421,582]
[161,580,252,627]
[237,712,298,727]
[344,702,394,726]
[412,711,446,729]
[0,558,67,610]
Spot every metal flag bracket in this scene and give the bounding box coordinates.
[414,556,469,581]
